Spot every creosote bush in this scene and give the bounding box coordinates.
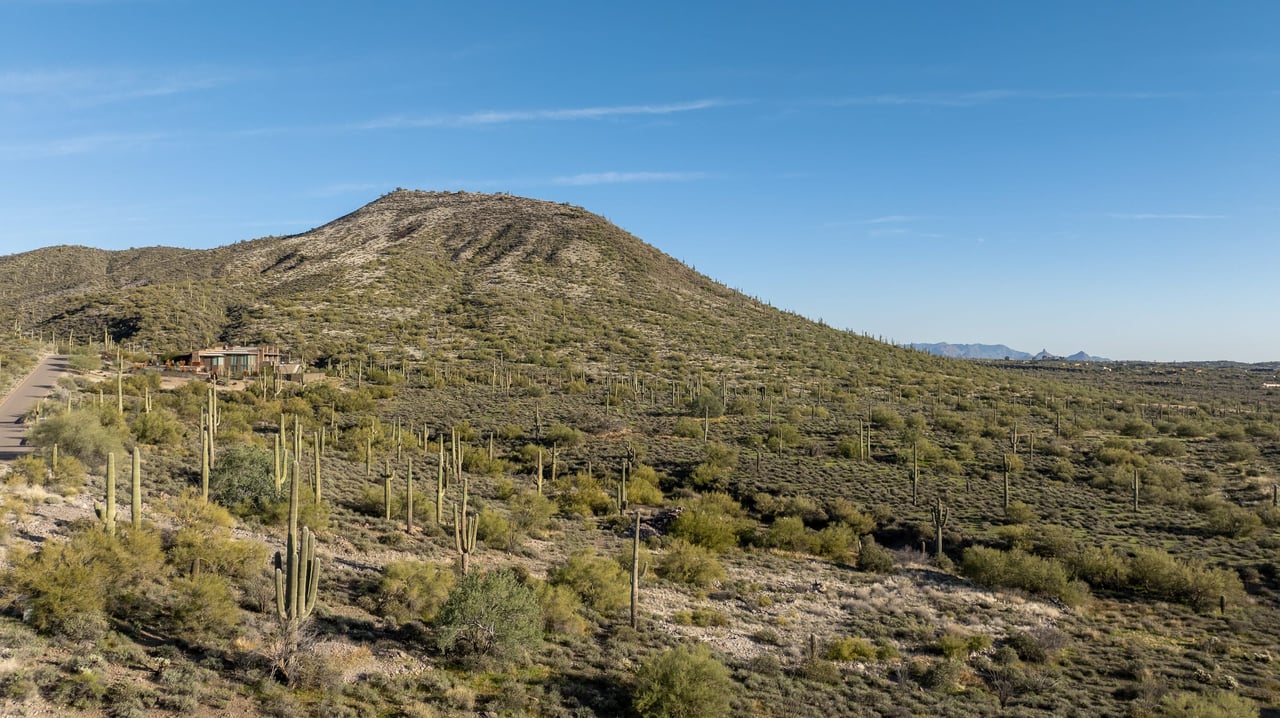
[633,643,732,718]
[364,560,455,625]
[657,539,725,587]
[961,546,1089,607]
[548,549,629,614]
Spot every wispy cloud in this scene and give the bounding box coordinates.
[829,90,1189,108]
[860,214,921,224]
[0,131,171,158]
[356,99,730,130]
[0,67,229,105]
[1107,212,1226,220]
[822,214,923,228]
[551,171,709,186]
[867,227,945,239]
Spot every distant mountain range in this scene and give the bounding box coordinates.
[910,343,1110,362]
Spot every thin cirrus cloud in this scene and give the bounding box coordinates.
[0,68,229,105]
[550,171,709,186]
[355,99,731,130]
[0,131,171,158]
[828,89,1189,108]
[1106,212,1226,220]
[821,215,922,228]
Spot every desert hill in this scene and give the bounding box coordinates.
[0,191,1276,716]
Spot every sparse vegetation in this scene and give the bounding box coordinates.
[0,191,1275,716]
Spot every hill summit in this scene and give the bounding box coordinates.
[0,191,905,376]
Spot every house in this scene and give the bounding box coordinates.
[186,345,283,378]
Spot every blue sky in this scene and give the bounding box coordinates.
[2,2,1278,362]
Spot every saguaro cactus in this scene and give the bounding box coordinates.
[630,509,641,629]
[274,459,319,625]
[201,422,212,502]
[405,459,415,533]
[1003,454,1012,513]
[96,452,117,536]
[536,447,545,496]
[131,447,142,530]
[383,469,393,521]
[312,431,322,506]
[435,440,446,526]
[454,478,477,575]
[930,496,950,558]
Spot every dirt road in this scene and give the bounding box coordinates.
[0,355,68,461]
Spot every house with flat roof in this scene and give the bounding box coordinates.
[186,345,283,378]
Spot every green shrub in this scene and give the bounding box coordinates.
[1127,547,1244,612]
[10,526,169,637]
[690,442,738,490]
[657,539,726,587]
[826,636,877,662]
[536,582,588,635]
[168,574,239,642]
[208,445,276,516]
[548,549,629,614]
[1222,441,1258,463]
[553,472,613,517]
[765,516,812,553]
[1003,501,1037,525]
[509,490,555,534]
[810,524,854,562]
[627,471,664,506]
[1146,438,1186,457]
[129,408,184,446]
[670,493,748,553]
[1066,545,1130,590]
[476,507,519,551]
[687,391,724,419]
[828,498,875,533]
[797,657,842,684]
[1158,689,1258,717]
[960,546,1089,607]
[545,423,583,447]
[1202,501,1263,538]
[167,524,268,582]
[856,536,896,573]
[633,644,732,718]
[673,417,702,439]
[28,409,128,468]
[435,569,540,664]
[367,560,455,625]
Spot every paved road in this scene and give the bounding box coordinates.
[0,355,68,461]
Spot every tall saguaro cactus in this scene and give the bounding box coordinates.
[274,458,320,625]
[131,447,142,530]
[454,478,478,575]
[930,496,950,559]
[201,424,211,501]
[312,431,322,506]
[435,439,446,526]
[383,469,393,521]
[405,458,416,533]
[630,509,641,630]
[96,452,117,536]
[1003,453,1012,513]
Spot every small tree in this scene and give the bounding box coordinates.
[634,643,732,718]
[435,568,541,664]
